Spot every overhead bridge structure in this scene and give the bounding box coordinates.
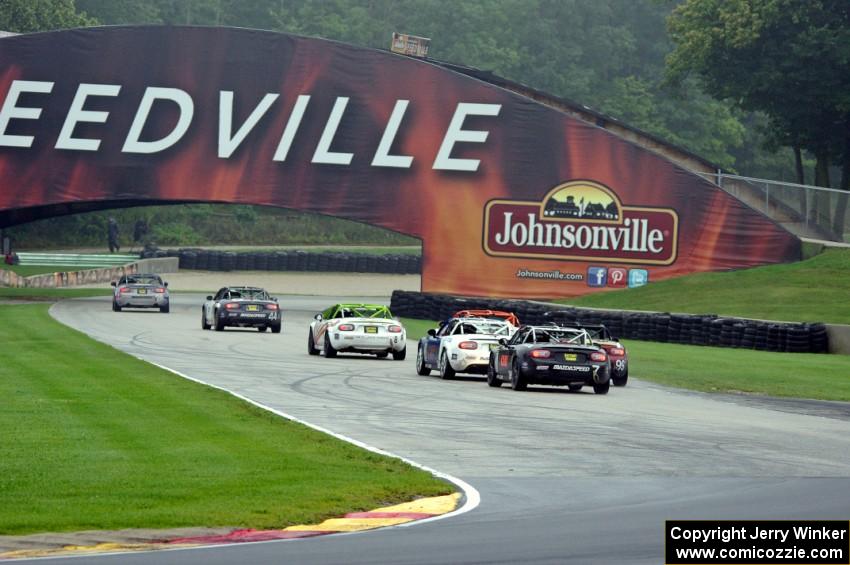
[0,26,800,298]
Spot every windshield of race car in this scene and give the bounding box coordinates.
[125,275,162,286]
[337,306,393,319]
[230,288,270,301]
[535,328,592,345]
[583,327,612,340]
[457,320,512,336]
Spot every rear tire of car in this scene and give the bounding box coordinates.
[160,303,170,314]
[439,351,455,380]
[487,360,501,388]
[201,309,211,330]
[112,300,121,312]
[510,359,527,391]
[392,346,406,361]
[258,326,268,332]
[593,381,610,395]
[214,312,225,332]
[612,372,628,387]
[271,323,281,334]
[307,330,319,355]
[415,345,431,375]
[324,333,337,358]
[568,384,583,392]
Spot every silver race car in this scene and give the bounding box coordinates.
[112,273,170,313]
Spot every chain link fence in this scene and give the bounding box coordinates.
[696,172,850,242]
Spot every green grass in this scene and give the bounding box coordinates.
[0,305,451,535]
[400,317,439,341]
[626,340,850,401]
[400,317,850,401]
[561,248,850,325]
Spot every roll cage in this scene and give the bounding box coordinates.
[322,303,394,320]
[509,326,593,346]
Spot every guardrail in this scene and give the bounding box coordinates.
[697,172,850,242]
[390,290,830,354]
[16,252,140,266]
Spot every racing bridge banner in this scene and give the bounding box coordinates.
[0,27,800,298]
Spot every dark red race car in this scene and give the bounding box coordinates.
[580,325,629,387]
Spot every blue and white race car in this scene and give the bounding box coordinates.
[415,316,515,379]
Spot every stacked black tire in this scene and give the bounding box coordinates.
[390,290,830,354]
[139,248,422,275]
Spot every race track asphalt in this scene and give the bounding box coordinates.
[43,294,850,564]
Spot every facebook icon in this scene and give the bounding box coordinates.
[587,266,607,287]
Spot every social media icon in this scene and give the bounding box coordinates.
[628,269,649,288]
[608,268,627,288]
[587,266,607,287]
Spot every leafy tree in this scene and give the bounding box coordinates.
[667,0,850,236]
[0,0,95,32]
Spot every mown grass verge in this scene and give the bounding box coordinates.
[0,305,452,535]
[561,248,850,325]
[626,340,850,401]
[399,317,850,401]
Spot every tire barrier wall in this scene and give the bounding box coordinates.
[390,290,829,354]
[142,249,422,275]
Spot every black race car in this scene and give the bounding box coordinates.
[487,325,611,394]
[201,286,281,333]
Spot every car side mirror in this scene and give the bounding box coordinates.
[498,338,508,346]
[314,313,323,321]
[110,281,117,287]
[206,295,213,301]
[273,297,278,302]
[427,329,436,337]
[163,282,168,287]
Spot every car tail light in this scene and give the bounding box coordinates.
[591,351,607,362]
[531,349,551,358]
[338,324,355,331]
[119,287,131,293]
[609,347,625,356]
[458,341,478,350]
[154,287,166,293]
[225,303,240,310]
[388,325,403,333]
[266,303,279,310]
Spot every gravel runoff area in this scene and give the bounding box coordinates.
[72,271,422,296]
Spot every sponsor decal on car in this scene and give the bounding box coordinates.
[552,364,590,372]
[484,180,678,265]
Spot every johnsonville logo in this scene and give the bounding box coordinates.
[483,180,679,265]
